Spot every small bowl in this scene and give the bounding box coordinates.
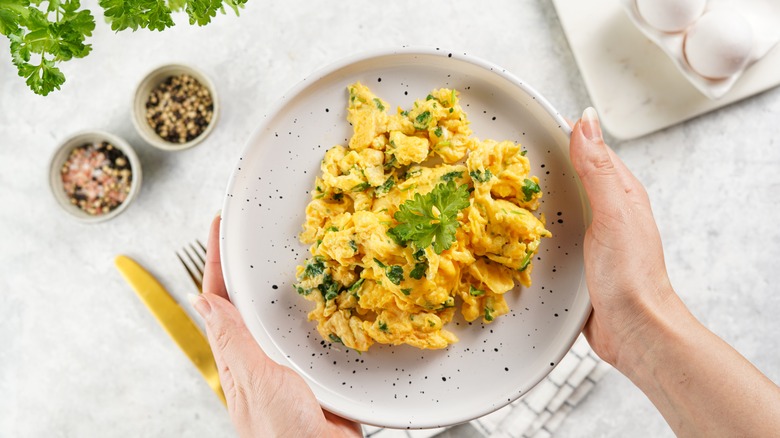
[132,64,220,151]
[49,131,142,223]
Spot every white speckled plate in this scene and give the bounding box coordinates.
[221,48,591,429]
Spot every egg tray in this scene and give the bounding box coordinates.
[620,0,780,99]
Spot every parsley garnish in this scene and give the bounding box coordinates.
[349,240,358,252]
[351,182,371,192]
[484,306,494,321]
[317,273,340,301]
[373,98,385,112]
[414,111,432,130]
[521,178,541,201]
[302,257,325,278]
[388,181,470,254]
[410,262,427,279]
[440,171,463,182]
[386,265,404,285]
[434,126,443,137]
[401,288,412,296]
[375,177,395,196]
[328,334,343,344]
[469,169,493,183]
[519,249,534,272]
[469,285,485,296]
[374,258,404,285]
[378,321,389,332]
[348,278,365,293]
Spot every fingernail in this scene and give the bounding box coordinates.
[189,293,212,319]
[581,107,603,141]
[214,209,222,219]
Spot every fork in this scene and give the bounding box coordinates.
[177,239,227,407]
[177,240,208,293]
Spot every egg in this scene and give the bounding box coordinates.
[684,10,754,79]
[636,0,706,33]
[293,83,552,351]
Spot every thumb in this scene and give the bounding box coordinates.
[570,108,626,213]
[191,293,270,407]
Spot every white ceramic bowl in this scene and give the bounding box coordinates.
[49,131,142,223]
[132,64,219,151]
[221,48,592,429]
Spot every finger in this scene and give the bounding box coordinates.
[203,213,229,300]
[570,108,633,216]
[191,293,270,405]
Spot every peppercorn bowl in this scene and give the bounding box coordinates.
[132,64,219,151]
[49,131,143,223]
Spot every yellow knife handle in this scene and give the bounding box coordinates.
[115,255,226,406]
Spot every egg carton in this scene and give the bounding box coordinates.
[620,0,780,99]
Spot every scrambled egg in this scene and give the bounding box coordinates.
[293,83,551,351]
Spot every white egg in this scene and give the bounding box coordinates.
[684,10,754,79]
[636,0,706,33]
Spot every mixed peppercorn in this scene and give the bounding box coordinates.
[145,74,214,144]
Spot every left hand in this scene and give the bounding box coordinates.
[191,215,363,438]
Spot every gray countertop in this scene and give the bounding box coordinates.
[1,1,777,436]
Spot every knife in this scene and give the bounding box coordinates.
[114,255,226,406]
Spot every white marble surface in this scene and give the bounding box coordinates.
[0,1,778,437]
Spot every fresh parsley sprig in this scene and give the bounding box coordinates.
[1,0,247,95]
[388,181,470,254]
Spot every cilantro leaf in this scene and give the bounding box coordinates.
[388,181,470,254]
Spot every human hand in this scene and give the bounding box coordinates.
[190,215,363,438]
[569,108,680,369]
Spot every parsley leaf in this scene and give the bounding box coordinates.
[373,97,385,111]
[302,256,325,278]
[521,178,541,201]
[469,285,485,296]
[317,273,340,301]
[386,265,404,285]
[388,181,470,254]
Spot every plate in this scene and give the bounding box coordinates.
[220,48,591,429]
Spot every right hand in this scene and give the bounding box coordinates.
[569,108,679,368]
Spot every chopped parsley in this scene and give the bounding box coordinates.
[519,249,534,272]
[410,262,427,279]
[375,177,395,196]
[434,126,443,137]
[295,285,311,296]
[426,94,435,101]
[469,169,493,183]
[374,258,404,285]
[401,288,412,296]
[414,111,432,130]
[302,257,325,278]
[352,182,371,192]
[400,110,409,117]
[317,273,340,301]
[373,98,385,112]
[328,334,343,344]
[440,171,463,182]
[386,265,404,285]
[388,181,470,254]
[484,306,494,321]
[521,150,528,156]
[378,321,389,332]
[348,278,365,293]
[349,240,358,252]
[384,154,397,169]
[521,178,541,201]
[326,226,338,232]
[469,285,485,297]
